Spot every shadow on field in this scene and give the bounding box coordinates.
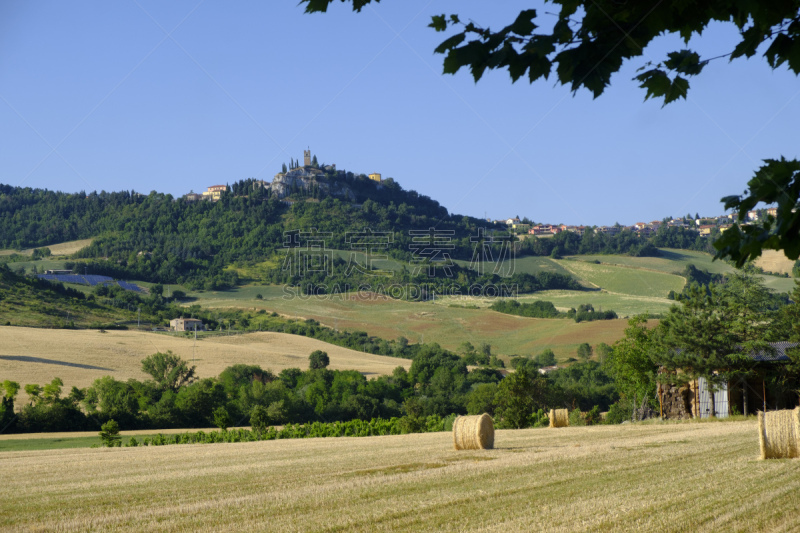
[0,355,113,371]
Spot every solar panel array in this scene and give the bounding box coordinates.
[83,275,114,286]
[118,281,145,293]
[37,274,143,293]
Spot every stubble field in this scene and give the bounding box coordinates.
[0,420,797,532]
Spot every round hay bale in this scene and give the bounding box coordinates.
[549,408,569,428]
[758,408,800,460]
[453,414,494,450]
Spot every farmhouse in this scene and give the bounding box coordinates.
[170,317,205,332]
[529,224,562,235]
[658,342,800,419]
[697,224,716,236]
[203,185,227,202]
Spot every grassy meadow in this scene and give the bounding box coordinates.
[556,258,685,297]
[567,248,797,293]
[1,420,796,532]
[187,285,629,360]
[452,255,574,277]
[4,245,794,367]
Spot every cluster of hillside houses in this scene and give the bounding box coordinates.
[498,208,777,237]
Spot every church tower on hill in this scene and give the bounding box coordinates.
[304,149,311,167]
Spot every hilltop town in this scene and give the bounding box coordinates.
[497,207,776,239]
[179,149,774,240]
[182,149,383,204]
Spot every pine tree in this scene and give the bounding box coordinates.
[659,283,737,417]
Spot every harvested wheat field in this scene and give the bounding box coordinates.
[754,250,796,276]
[1,420,798,532]
[0,237,93,256]
[0,327,410,403]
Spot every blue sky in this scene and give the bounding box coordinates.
[2,1,798,226]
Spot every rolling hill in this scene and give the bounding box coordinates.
[0,326,411,406]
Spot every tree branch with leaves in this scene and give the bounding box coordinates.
[301,0,800,263]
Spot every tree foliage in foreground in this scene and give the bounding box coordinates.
[301,0,800,265]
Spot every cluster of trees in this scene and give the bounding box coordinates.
[489,299,561,318]
[490,299,617,322]
[567,304,618,323]
[270,256,583,300]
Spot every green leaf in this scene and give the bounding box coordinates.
[429,14,447,32]
[508,9,537,36]
[442,49,463,75]
[663,75,689,105]
[300,0,335,13]
[664,50,704,75]
[434,33,466,55]
[715,158,800,265]
[635,69,671,101]
[765,33,793,69]
[731,26,766,59]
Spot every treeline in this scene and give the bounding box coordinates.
[267,257,584,300]
[100,416,454,448]
[1,347,502,433]
[489,300,618,322]
[1,343,622,434]
[516,225,714,258]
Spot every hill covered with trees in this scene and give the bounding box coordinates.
[1,163,719,294]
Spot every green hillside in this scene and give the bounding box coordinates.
[186,284,628,361]
[568,249,797,293]
[0,266,142,328]
[557,258,685,297]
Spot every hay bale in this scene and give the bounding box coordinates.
[453,414,494,450]
[549,408,569,428]
[758,408,800,459]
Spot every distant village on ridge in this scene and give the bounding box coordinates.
[179,148,773,240]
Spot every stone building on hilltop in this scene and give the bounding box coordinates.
[270,149,356,202]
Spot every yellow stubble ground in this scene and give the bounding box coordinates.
[0,238,93,256]
[0,420,798,532]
